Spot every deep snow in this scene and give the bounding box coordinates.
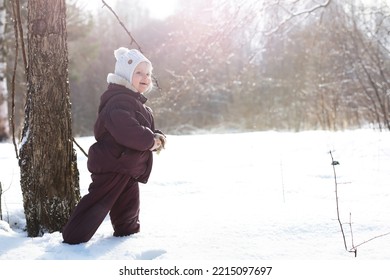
[1,130,390,262]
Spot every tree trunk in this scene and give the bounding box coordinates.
[19,0,80,237]
[0,0,9,142]
[0,181,3,220]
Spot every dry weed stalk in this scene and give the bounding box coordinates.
[329,150,390,257]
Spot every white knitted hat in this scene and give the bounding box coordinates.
[113,47,152,83]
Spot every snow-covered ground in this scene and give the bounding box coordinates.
[1,130,390,277]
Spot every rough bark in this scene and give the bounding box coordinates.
[19,0,80,237]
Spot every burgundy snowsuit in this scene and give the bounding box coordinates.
[62,83,158,244]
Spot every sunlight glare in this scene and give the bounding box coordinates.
[77,0,177,19]
[144,0,177,19]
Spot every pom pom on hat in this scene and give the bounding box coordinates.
[113,47,152,83]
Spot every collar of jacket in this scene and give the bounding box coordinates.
[106,73,148,104]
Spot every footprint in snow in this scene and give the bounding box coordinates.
[136,249,167,260]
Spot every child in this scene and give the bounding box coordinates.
[62,47,165,244]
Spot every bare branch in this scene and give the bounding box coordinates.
[10,0,20,160]
[265,0,332,36]
[72,137,88,158]
[100,0,142,51]
[14,0,27,71]
[352,231,390,251]
[100,0,162,91]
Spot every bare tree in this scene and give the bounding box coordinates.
[0,0,9,142]
[347,2,390,130]
[19,0,80,237]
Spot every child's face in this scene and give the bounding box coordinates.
[132,62,152,93]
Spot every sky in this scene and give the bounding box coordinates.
[77,0,178,19]
[1,129,390,279]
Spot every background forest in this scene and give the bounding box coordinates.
[2,0,390,137]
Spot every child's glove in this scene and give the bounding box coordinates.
[154,133,166,154]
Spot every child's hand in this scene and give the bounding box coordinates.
[150,133,166,154]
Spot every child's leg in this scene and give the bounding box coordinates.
[109,181,140,237]
[62,173,132,244]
